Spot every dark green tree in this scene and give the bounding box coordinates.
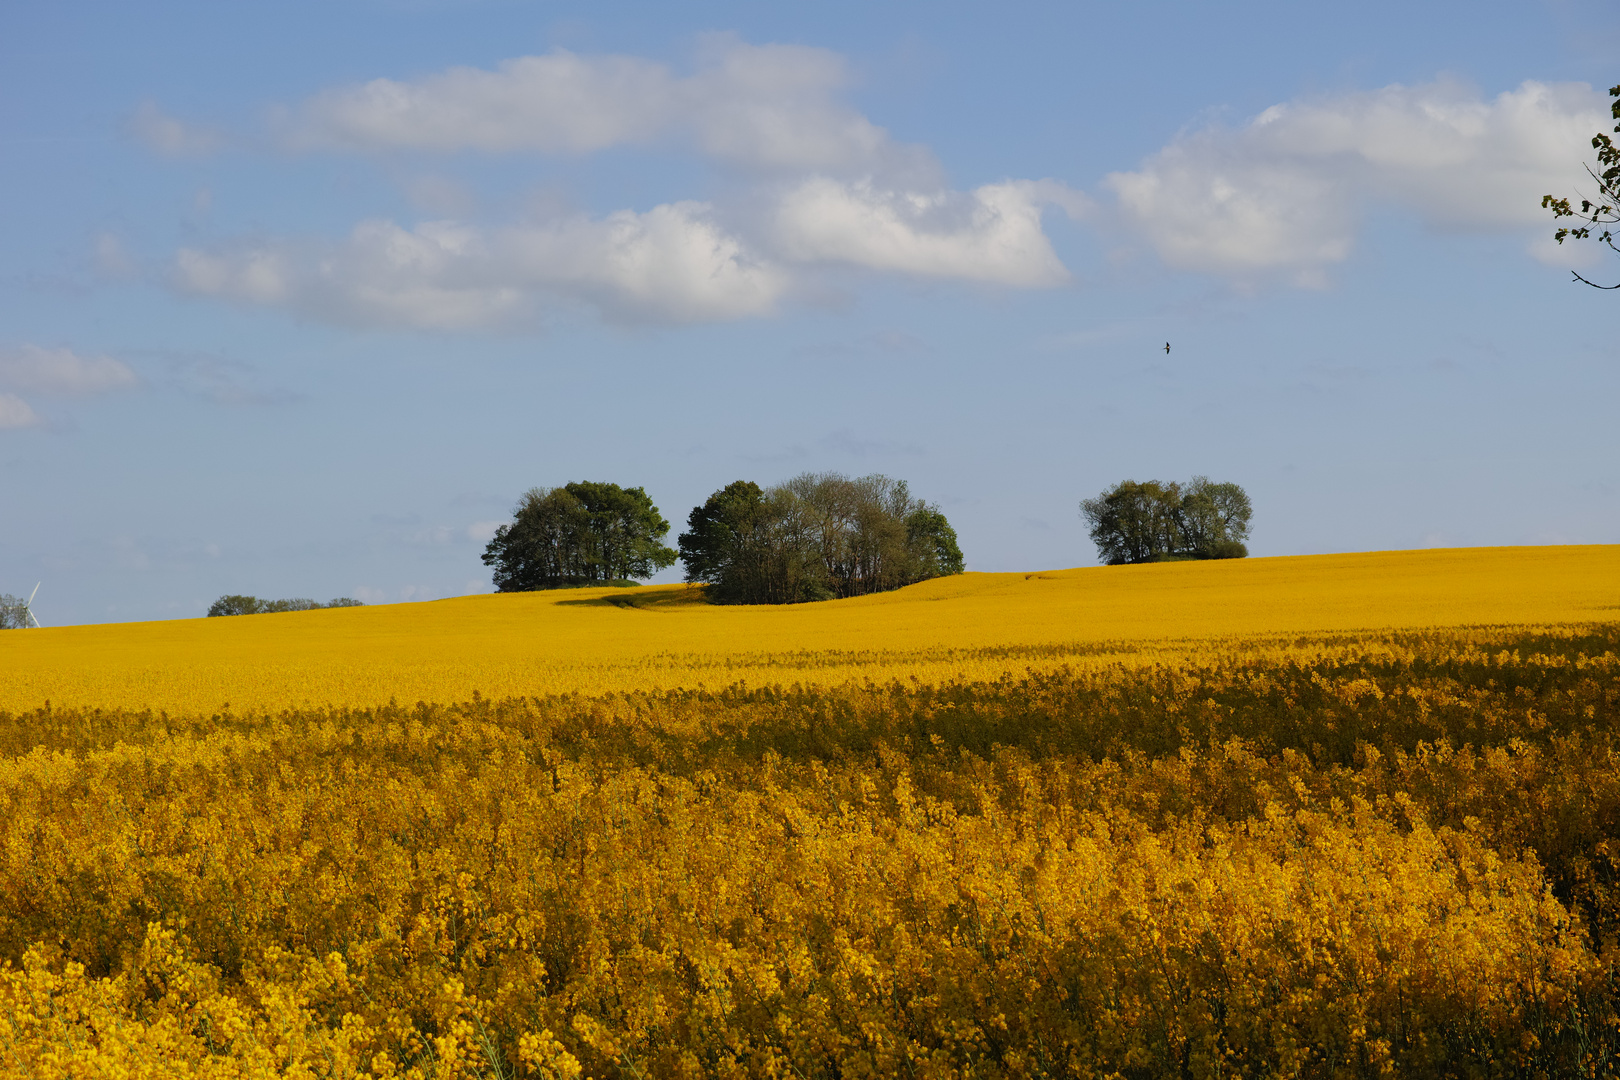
[1081,480,1185,565]
[1082,477,1251,564]
[567,481,680,582]
[679,481,826,604]
[482,482,677,592]
[208,594,265,616]
[905,505,966,579]
[1543,82,1620,289]
[1176,476,1252,559]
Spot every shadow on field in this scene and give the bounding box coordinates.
[556,586,712,611]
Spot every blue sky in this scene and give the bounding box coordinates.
[3,0,1617,625]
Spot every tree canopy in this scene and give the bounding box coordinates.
[679,472,964,604]
[482,481,677,592]
[1543,82,1620,289]
[1081,477,1251,565]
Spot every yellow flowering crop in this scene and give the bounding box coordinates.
[1,545,1618,1077]
[2,544,1615,714]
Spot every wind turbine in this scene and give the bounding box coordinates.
[22,583,41,628]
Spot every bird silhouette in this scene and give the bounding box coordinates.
[1164,342,1171,354]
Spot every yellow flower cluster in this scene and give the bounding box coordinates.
[0,547,1616,1076]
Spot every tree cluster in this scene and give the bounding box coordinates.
[679,472,964,604]
[1081,477,1252,565]
[1543,82,1620,289]
[480,482,677,592]
[207,595,364,617]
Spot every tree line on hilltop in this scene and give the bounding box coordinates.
[481,471,1250,604]
[207,596,364,617]
[17,472,1256,622]
[482,473,964,605]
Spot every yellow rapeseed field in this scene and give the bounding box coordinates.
[3,544,1616,713]
[2,545,1619,1078]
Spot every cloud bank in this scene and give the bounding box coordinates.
[1106,79,1608,278]
[283,40,926,177]
[156,39,1083,328]
[174,180,1084,327]
[176,203,788,328]
[0,345,139,429]
[150,44,1607,328]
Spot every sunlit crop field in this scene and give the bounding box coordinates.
[3,545,1620,1078]
[3,545,1617,713]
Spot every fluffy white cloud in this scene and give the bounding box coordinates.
[158,40,1082,327]
[0,345,138,395]
[176,202,788,328]
[774,178,1083,285]
[1107,79,1609,276]
[284,41,926,176]
[172,177,1086,330]
[0,393,40,430]
[130,101,224,156]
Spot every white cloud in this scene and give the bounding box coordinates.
[0,393,40,430]
[773,177,1082,285]
[171,175,1088,329]
[283,40,929,176]
[175,202,788,327]
[130,100,224,156]
[0,345,139,395]
[171,178,1087,329]
[1107,79,1610,277]
[158,39,1083,327]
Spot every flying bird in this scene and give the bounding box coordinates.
[1164,342,1171,354]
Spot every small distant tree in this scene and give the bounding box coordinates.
[0,594,33,628]
[1543,82,1620,289]
[1081,477,1251,564]
[208,594,265,617]
[207,595,363,617]
[482,481,677,592]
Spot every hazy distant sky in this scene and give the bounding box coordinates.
[3,0,1617,625]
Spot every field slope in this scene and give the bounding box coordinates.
[3,544,1617,713]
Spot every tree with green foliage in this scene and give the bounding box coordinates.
[906,504,967,580]
[1081,476,1251,565]
[1543,82,1620,289]
[679,473,964,604]
[482,481,677,592]
[678,481,827,604]
[1177,476,1253,559]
